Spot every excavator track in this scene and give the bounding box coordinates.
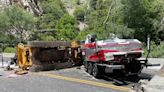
[27,41,71,48]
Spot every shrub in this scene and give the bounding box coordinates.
[4,47,16,53]
[40,35,55,41]
[74,7,85,21]
[143,42,164,58]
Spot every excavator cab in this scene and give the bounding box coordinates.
[17,43,32,69]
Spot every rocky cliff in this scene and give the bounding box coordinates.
[0,0,42,16]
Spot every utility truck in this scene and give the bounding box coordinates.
[82,34,147,78]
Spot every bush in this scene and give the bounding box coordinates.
[56,14,78,41]
[4,47,16,53]
[143,42,164,58]
[40,35,55,41]
[74,7,85,21]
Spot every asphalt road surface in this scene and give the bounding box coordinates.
[0,56,163,92]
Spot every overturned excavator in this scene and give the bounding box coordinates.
[16,41,83,72]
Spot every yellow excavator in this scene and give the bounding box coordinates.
[16,41,82,72]
[17,43,32,70]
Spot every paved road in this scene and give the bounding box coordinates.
[0,68,127,92]
[0,72,123,92]
[0,56,163,92]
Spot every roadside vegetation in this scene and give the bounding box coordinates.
[0,0,164,57]
[144,42,164,58]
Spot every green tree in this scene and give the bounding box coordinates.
[56,14,78,41]
[74,6,85,21]
[77,0,130,40]
[76,0,81,5]
[0,11,10,32]
[0,5,36,43]
[89,0,97,10]
[96,0,103,10]
[123,0,164,42]
[40,35,55,41]
[153,0,164,41]
[38,0,66,29]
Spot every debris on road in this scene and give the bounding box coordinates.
[130,79,149,92]
[7,74,19,78]
[130,65,164,92]
[15,70,28,75]
[0,68,4,76]
[6,70,28,78]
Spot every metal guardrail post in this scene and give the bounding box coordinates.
[0,52,4,68]
[2,52,3,68]
[146,34,151,64]
[0,43,4,68]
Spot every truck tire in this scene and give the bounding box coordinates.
[88,62,93,75]
[92,63,101,78]
[84,61,88,72]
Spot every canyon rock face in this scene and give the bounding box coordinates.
[0,0,42,16]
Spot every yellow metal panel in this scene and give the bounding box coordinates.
[17,43,32,68]
[71,41,80,48]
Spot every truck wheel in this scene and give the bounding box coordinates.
[88,62,93,75]
[92,63,101,78]
[84,61,88,72]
